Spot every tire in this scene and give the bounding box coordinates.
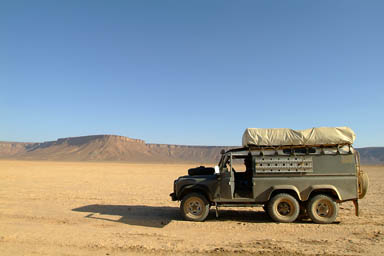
[180,193,210,222]
[306,194,338,224]
[358,171,369,199]
[267,193,300,223]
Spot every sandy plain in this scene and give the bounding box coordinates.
[0,160,383,256]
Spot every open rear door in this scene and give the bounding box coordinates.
[219,153,235,200]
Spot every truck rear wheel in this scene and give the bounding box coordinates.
[180,193,210,222]
[267,193,300,223]
[307,194,338,224]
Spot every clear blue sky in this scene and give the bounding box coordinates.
[1,0,383,147]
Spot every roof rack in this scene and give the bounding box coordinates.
[226,144,353,156]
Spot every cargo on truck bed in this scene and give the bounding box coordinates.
[242,126,355,147]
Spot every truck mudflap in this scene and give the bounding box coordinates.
[170,192,177,201]
[353,199,359,216]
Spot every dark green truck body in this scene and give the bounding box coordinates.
[171,146,367,223]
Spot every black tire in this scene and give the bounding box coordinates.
[267,193,300,223]
[180,193,210,222]
[306,194,338,224]
[358,171,369,199]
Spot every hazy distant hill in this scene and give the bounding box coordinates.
[0,141,37,157]
[0,135,383,164]
[356,147,384,165]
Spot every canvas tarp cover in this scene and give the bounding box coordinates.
[242,127,356,147]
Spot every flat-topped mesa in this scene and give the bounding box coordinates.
[102,135,145,144]
[53,135,145,146]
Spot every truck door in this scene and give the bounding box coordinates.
[219,153,235,200]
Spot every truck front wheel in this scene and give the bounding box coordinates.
[267,193,300,223]
[306,194,338,224]
[180,193,210,222]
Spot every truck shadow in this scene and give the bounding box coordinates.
[210,209,272,223]
[210,210,340,224]
[72,204,180,228]
[72,204,287,228]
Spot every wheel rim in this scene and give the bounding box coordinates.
[277,200,294,217]
[184,197,203,217]
[315,199,333,217]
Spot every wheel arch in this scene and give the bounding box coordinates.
[304,185,342,201]
[179,185,212,202]
[267,185,302,202]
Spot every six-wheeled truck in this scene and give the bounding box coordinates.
[170,127,369,224]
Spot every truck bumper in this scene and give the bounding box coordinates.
[170,192,177,201]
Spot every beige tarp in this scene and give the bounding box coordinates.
[242,127,356,147]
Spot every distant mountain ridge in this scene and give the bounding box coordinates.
[0,135,383,164]
[0,135,233,163]
[356,147,384,165]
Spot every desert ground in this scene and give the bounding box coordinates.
[0,160,383,256]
